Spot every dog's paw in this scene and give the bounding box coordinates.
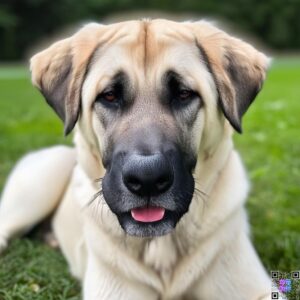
[0,235,8,254]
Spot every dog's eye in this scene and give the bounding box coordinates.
[102,91,117,102]
[176,89,199,104]
[178,89,193,101]
[95,90,120,108]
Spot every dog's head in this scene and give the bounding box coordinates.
[31,20,269,237]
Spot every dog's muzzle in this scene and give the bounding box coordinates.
[101,129,195,237]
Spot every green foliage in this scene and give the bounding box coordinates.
[0,69,71,189]
[234,58,300,299]
[0,59,299,298]
[1,0,300,60]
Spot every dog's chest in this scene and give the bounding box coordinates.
[143,235,178,287]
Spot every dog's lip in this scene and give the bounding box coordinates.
[131,206,165,223]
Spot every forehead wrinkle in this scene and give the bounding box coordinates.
[142,25,195,90]
[111,21,147,87]
[131,20,192,88]
[142,20,149,73]
[104,21,142,45]
[141,21,169,79]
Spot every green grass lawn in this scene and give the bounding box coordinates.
[0,59,299,299]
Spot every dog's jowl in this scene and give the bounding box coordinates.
[1,19,284,300]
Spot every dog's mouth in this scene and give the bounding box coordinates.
[117,206,178,237]
[130,206,165,222]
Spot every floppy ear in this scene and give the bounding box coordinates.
[192,21,270,133]
[30,23,104,135]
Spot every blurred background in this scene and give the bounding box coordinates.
[0,1,299,299]
[1,0,300,61]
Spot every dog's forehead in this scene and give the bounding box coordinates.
[87,20,199,87]
[100,19,194,45]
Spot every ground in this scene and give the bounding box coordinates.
[0,58,299,299]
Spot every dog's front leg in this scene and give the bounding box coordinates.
[83,254,159,300]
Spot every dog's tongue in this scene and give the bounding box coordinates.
[131,206,165,222]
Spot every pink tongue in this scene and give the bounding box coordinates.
[131,207,165,222]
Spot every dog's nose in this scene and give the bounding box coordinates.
[122,153,174,197]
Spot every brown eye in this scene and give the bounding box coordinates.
[179,89,192,101]
[103,91,117,102]
[95,88,121,109]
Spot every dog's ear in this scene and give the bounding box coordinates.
[30,24,103,135]
[192,21,270,133]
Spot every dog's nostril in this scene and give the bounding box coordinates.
[122,153,174,196]
[156,176,171,191]
[125,176,142,192]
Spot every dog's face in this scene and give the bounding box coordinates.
[31,20,269,237]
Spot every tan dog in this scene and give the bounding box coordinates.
[0,19,282,299]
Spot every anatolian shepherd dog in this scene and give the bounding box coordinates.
[0,19,280,300]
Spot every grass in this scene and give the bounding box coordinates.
[0,58,299,299]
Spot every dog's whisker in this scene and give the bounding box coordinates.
[89,192,107,224]
[194,190,208,204]
[193,193,207,212]
[84,189,103,209]
[94,177,104,183]
[193,178,209,195]
[195,188,208,198]
[99,197,104,224]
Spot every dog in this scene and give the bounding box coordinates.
[0,19,281,299]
